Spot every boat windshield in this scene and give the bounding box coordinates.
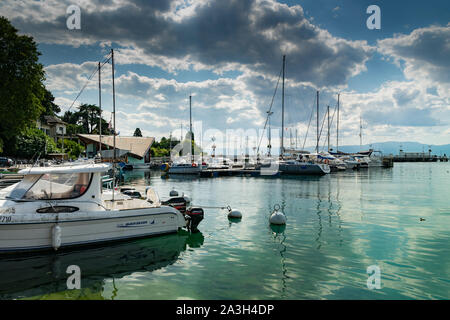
[10,172,92,200]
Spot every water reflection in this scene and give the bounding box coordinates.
[270,224,288,298]
[0,231,204,299]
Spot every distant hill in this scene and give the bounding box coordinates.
[305,141,450,156]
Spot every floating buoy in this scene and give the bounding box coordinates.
[161,163,170,172]
[269,204,286,225]
[227,206,242,219]
[52,224,62,251]
[169,189,179,197]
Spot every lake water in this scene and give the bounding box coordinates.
[1,162,449,299]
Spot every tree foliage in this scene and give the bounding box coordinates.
[150,136,205,157]
[14,128,59,159]
[58,139,84,160]
[62,104,111,135]
[0,17,46,153]
[133,128,142,137]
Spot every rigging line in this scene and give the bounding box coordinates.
[317,107,328,151]
[317,98,337,149]
[301,94,316,150]
[66,53,112,113]
[321,101,338,152]
[256,65,283,154]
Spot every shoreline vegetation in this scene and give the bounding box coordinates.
[0,17,183,163]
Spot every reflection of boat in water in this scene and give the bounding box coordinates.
[0,231,204,299]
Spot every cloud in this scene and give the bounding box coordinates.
[378,24,450,88]
[1,0,373,88]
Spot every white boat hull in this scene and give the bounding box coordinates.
[0,207,184,253]
[279,162,330,175]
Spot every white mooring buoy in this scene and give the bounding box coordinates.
[269,204,286,225]
[227,206,242,219]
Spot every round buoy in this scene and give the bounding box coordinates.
[169,189,179,197]
[227,206,242,219]
[269,204,286,225]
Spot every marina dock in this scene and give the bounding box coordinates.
[199,168,275,178]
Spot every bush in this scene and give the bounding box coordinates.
[58,139,84,159]
[15,128,59,159]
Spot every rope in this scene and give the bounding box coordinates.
[302,94,316,150]
[66,53,112,113]
[257,64,283,154]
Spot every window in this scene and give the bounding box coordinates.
[20,173,92,200]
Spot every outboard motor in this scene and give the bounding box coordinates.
[184,207,204,233]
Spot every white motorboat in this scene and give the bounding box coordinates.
[166,162,202,174]
[0,163,203,253]
[338,155,360,170]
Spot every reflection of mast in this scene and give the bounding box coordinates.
[271,212,288,297]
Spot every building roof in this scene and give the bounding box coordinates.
[77,134,154,159]
[43,115,67,125]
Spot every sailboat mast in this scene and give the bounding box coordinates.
[111,48,116,201]
[189,95,194,163]
[295,128,298,149]
[316,90,319,153]
[337,93,340,153]
[98,61,102,157]
[281,55,286,158]
[327,105,330,152]
[360,114,362,151]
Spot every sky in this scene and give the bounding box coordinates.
[1,0,449,154]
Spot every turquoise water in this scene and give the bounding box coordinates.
[0,162,449,299]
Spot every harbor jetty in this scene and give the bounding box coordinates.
[392,152,448,162]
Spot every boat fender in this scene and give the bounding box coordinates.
[52,224,62,251]
[269,204,286,225]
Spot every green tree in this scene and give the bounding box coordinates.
[14,128,59,159]
[40,89,61,119]
[58,139,84,159]
[133,128,142,137]
[0,17,46,154]
[63,104,110,135]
